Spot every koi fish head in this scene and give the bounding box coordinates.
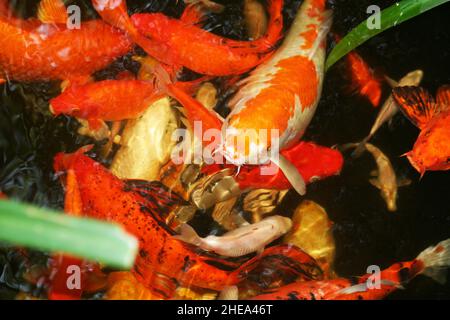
[49,87,87,116]
[53,145,94,175]
[405,150,427,178]
[381,187,398,212]
[220,126,272,167]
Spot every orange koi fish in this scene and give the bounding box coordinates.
[345,50,382,107]
[251,238,450,300]
[49,79,164,130]
[393,85,450,176]
[48,60,210,131]
[131,0,284,75]
[334,34,382,107]
[219,0,333,194]
[53,147,322,296]
[0,0,132,83]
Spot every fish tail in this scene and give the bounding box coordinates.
[173,223,204,247]
[352,139,369,158]
[417,238,450,284]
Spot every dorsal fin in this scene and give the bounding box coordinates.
[436,85,450,109]
[392,86,439,129]
[37,0,68,24]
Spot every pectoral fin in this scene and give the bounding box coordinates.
[37,0,68,24]
[271,153,306,196]
[397,178,412,187]
[369,178,381,190]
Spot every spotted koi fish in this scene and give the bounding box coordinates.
[52,146,324,297]
[0,0,132,84]
[251,238,450,300]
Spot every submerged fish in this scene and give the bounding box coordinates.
[283,200,336,276]
[353,70,424,157]
[174,215,292,257]
[110,97,179,181]
[345,49,382,107]
[251,238,450,300]
[53,147,319,295]
[131,0,284,76]
[393,85,450,175]
[342,143,406,212]
[0,0,132,83]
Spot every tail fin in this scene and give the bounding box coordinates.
[417,239,450,284]
[352,139,369,158]
[173,223,204,247]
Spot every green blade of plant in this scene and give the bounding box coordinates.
[326,0,450,70]
[0,200,138,269]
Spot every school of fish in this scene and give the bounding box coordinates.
[0,0,449,301]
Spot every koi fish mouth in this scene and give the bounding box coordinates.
[48,100,80,116]
[406,152,426,178]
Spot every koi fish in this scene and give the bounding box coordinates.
[53,147,323,295]
[110,97,179,181]
[345,49,382,107]
[174,215,292,257]
[341,143,408,212]
[393,85,450,176]
[353,70,423,157]
[49,79,164,130]
[219,0,333,195]
[49,56,210,131]
[131,0,284,75]
[0,0,132,83]
[193,140,343,212]
[251,238,450,300]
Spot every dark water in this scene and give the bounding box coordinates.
[1,0,450,299]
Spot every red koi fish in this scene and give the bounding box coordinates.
[345,50,382,107]
[334,34,382,107]
[201,141,343,191]
[393,85,450,176]
[131,0,284,75]
[251,238,450,300]
[0,0,132,84]
[53,147,322,296]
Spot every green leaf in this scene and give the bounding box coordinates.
[0,200,138,269]
[325,0,450,70]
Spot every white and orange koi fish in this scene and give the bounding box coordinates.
[221,0,333,195]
